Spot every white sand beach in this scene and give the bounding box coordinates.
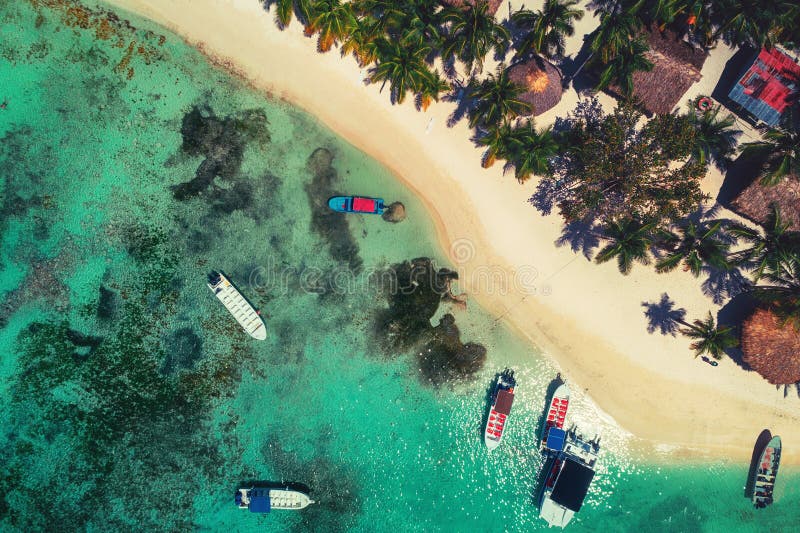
[105,0,800,463]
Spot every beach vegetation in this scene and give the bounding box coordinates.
[305,0,358,52]
[594,217,656,275]
[655,218,735,277]
[441,1,510,75]
[269,0,312,29]
[729,206,800,283]
[369,38,440,104]
[594,36,653,99]
[749,251,800,331]
[686,100,741,170]
[503,121,559,182]
[510,0,584,60]
[679,311,739,359]
[739,127,799,187]
[467,64,530,128]
[536,100,706,225]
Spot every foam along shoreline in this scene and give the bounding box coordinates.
[102,0,800,463]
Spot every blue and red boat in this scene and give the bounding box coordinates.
[327,195,385,215]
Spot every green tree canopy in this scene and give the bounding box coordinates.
[535,99,708,225]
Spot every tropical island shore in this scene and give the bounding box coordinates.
[103,0,800,463]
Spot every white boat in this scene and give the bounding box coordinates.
[207,271,266,340]
[235,486,314,513]
[539,431,599,528]
[484,369,516,451]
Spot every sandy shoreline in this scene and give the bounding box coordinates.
[102,0,800,463]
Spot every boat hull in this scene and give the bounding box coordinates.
[207,272,267,340]
[541,384,570,451]
[484,370,515,449]
[236,487,314,513]
[327,195,385,214]
[752,435,781,508]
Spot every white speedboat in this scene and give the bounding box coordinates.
[235,486,314,513]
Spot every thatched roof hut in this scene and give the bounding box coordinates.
[730,177,800,232]
[741,307,800,385]
[439,0,504,17]
[508,57,564,116]
[609,25,708,115]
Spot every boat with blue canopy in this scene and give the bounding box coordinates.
[327,195,385,215]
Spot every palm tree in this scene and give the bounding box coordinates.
[656,219,734,277]
[712,0,796,49]
[751,251,800,330]
[589,6,643,65]
[467,65,531,129]
[370,38,438,104]
[341,16,382,67]
[740,127,799,186]
[729,206,800,282]
[594,217,657,275]
[478,122,515,168]
[417,70,451,111]
[511,0,584,60]
[305,0,358,52]
[504,122,559,182]
[595,37,653,98]
[680,311,739,359]
[270,0,312,29]
[687,101,741,170]
[442,1,510,75]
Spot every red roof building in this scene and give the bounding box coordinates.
[728,47,800,126]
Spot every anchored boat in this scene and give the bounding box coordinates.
[752,435,781,508]
[235,486,314,513]
[541,383,570,452]
[207,271,266,340]
[539,430,600,528]
[327,195,385,215]
[484,369,516,451]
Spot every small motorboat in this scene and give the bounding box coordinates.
[327,195,385,215]
[483,369,516,451]
[541,383,570,451]
[752,435,781,508]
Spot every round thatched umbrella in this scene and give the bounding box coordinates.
[741,307,800,385]
[508,57,564,116]
[439,0,504,17]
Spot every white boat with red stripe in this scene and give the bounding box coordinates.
[541,383,570,451]
[484,369,516,451]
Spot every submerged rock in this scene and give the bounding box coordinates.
[304,148,362,272]
[375,258,485,384]
[97,285,119,321]
[417,314,486,386]
[161,327,203,375]
[171,105,269,200]
[381,201,406,223]
[377,258,456,350]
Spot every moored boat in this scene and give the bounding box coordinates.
[484,369,516,451]
[541,383,570,452]
[327,195,385,215]
[539,431,600,528]
[207,271,266,340]
[235,486,315,513]
[752,435,781,508]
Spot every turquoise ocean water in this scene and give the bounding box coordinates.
[0,1,798,531]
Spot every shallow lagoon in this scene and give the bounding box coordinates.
[0,1,798,531]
